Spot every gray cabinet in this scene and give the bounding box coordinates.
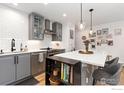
[16,54,30,81]
[29,12,44,40]
[0,56,15,85]
[52,22,62,41]
[0,53,31,85]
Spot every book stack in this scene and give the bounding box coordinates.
[61,63,73,84]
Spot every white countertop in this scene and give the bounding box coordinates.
[0,50,47,57]
[55,50,108,67]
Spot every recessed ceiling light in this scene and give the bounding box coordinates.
[13,3,18,6]
[63,13,67,17]
[43,2,48,5]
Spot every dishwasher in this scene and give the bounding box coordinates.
[30,52,46,76]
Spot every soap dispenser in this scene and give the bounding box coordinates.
[20,43,23,51]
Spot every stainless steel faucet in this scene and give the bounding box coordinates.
[11,39,16,52]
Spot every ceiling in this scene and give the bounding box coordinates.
[2,3,124,27]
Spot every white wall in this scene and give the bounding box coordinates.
[75,21,124,62]
[0,5,74,52]
[62,23,75,52]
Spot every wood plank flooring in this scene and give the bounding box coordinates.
[34,73,45,85]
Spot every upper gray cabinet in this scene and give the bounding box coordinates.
[29,12,44,40]
[52,22,62,41]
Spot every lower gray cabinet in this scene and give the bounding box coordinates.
[16,54,30,81]
[0,53,31,85]
[0,56,15,85]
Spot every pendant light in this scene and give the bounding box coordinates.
[89,8,94,35]
[80,3,84,30]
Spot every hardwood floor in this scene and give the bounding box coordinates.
[118,67,124,85]
[35,73,45,85]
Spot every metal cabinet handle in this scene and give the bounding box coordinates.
[31,53,39,56]
[16,56,18,64]
[14,56,16,64]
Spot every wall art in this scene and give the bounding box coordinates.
[107,40,113,46]
[102,28,109,35]
[97,30,102,35]
[114,28,122,35]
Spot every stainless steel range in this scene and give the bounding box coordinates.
[40,47,65,57]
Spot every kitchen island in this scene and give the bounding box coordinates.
[55,50,108,67]
[45,50,110,85]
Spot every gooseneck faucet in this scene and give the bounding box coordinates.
[11,39,16,52]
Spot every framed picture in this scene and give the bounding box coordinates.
[82,36,86,40]
[91,45,96,48]
[102,28,109,35]
[97,30,102,35]
[90,39,95,42]
[89,32,96,37]
[97,36,103,39]
[106,34,112,39]
[101,39,107,44]
[107,40,113,46]
[114,28,122,35]
[70,29,73,39]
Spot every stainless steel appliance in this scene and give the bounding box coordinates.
[40,47,65,57]
[30,52,46,76]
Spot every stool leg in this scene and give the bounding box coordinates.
[93,78,96,85]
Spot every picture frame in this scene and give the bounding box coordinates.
[114,28,122,35]
[89,32,96,37]
[107,40,113,46]
[101,39,107,44]
[82,36,86,40]
[102,28,109,35]
[97,30,102,35]
[90,39,95,42]
[106,34,112,39]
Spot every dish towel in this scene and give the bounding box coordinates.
[39,53,44,63]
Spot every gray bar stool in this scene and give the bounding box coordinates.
[92,57,122,85]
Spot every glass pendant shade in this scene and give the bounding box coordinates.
[89,9,94,34]
[80,3,85,30]
[89,30,93,35]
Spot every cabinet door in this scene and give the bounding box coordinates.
[29,13,44,40]
[57,23,62,41]
[0,56,15,85]
[52,22,62,41]
[16,54,30,80]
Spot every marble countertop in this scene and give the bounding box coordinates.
[55,50,108,67]
[0,50,47,57]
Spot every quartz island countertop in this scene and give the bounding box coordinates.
[55,50,108,67]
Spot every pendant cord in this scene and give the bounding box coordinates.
[81,3,82,23]
[89,9,94,30]
[91,10,92,30]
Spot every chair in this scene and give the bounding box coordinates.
[104,57,119,68]
[98,57,119,69]
[92,63,122,85]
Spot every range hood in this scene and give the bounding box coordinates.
[44,19,56,35]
